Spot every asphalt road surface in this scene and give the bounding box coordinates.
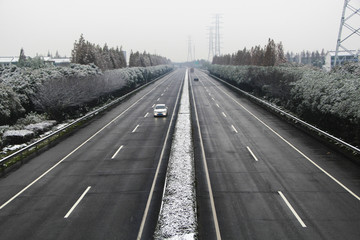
[190,69,360,240]
[1,67,360,240]
[0,69,185,240]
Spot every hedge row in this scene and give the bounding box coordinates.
[207,63,360,147]
[0,64,173,124]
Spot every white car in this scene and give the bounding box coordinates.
[153,104,168,117]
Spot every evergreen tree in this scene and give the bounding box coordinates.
[19,48,26,66]
[276,42,286,65]
[264,38,277,66]
[55,50,60,58]
[71,34,87,64]
[71,34,166,69]
[251,46,264,66]
[129,50,136,67]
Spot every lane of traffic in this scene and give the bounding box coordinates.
[0,69,185,240]
[59,71,184,239]
[0,70,178,206]
[191,69,360,239]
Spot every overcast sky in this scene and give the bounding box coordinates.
[0,0,359,62]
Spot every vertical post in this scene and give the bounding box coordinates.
[334,0,349,67]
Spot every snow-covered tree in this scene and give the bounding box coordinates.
[71,34,128,70]
[18,48,27,67]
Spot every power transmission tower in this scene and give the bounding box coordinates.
[207,26,214,61]
[187,36,193,62]
[334,0,360,66]
[214,14,223,56]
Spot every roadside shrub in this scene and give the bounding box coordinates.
[15,112,48,126]
[32,65,172,120]
[207,63,360,146]
[0,82,25,125]
[1,64,172,123]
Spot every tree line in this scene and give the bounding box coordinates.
[129,51,171,67]
[286,50,326,68]
[71,34,127,70]
[212,38,286,66]
[71,34,171,70]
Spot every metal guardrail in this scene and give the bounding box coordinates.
[209,73,360,157]
[0,71,173,167]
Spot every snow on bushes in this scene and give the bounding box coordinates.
[25,121,57,135]
[33,65,172,119]
[291,69,360,121]
[0,112,54,148]
[0,82,25,125]
[0,63,102,122]
[207,63,360,146]
[3,130,35,145]
[0,64,172,149]
[0,64,173,122]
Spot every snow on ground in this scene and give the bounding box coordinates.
[2,143,27,153]
[154,70,197,239]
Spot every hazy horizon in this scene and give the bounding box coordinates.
[1,0,359,62]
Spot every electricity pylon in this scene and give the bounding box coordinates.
[334,0,360,66]
[207,26,214,61]
[214,14,222,56]
[187,36,192,62]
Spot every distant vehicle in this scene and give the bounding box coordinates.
[194,77,199,81]
[190,68,194,73]
[153,104,168,117]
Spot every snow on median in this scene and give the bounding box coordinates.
[154,70,197,239]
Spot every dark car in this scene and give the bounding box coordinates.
[194,77,199,81]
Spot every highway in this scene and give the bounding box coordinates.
[1,67,360,240]
[0,69,185,240]
[190,69,360,240]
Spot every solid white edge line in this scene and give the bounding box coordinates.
[207,75,360,201]
[136,70,185,240]
[0,71,176,211]
[278,191,307,228]
[190,70,222,240]
[247,146,258,162]
[111,145,124,159]
[231,125,238,133]
[64,186,91,219]
[132,124,140,133]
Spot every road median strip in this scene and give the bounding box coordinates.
[154,69,197,239]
